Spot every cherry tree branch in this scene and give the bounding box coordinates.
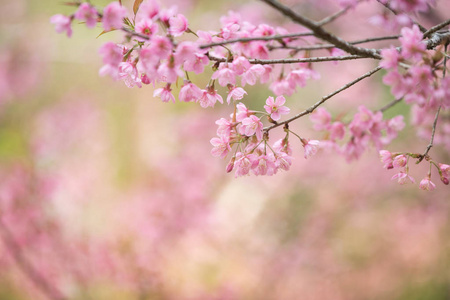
[0,218,66,300]
[379,98,402,112]
[316,1,359,26]
[198,32,314,49]
[264,66,383,132]
[423,19,450,38]
[207,54,371,64]
[268,35,400,51]
[259,0,381,58]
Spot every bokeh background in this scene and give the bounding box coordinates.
[0,0,449,299]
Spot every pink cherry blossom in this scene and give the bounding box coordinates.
[303,139,320,159]
[50,14,73,37]
[226,87,247,104]
[391,171,415,185]
[212,64,237,86]
[329,122,345,140]
[379,150,393,169]
[310,107,331,131]
[168,14,188,37]
[234,152,256,177]
[399,25,426,61]
[273,139,292,155]
[380,46,400,69]
[275,152,292,172]
[183,53,209,74]
[198,87,223,108]
[252,154,277,176]
[239,115,263,140]
[235,102,251,122]
[392,154,407,168]
[135,18,158,40]
[135,1,160,22]
[102,2,127,31]
[179,82,203,103]
[74,3,98,29]
[264,96,290,121]
[215,118,234,138]
[153,85,175,103]
[419,176,436,191]
[148,36,172,60]
[210,136,231,159]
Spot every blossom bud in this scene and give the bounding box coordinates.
[226,157,236,173]
[441,177,449,185]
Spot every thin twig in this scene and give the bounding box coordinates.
[264,66,383,131]
[423,19,450,38]
[379,98,402,112]
[259,0,381,59]
[207,54,370,64]
[268,35,400,51]
[0,218,66,300]
[317,2,356,26]
[198,32,314,49]
[375,0,427,33]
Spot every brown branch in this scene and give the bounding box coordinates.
[268,35,400,51]
[207,54,371,64]
[423,19,450,38]
[198,32,314,49]
[416,105,441,164]
[259,0,381,58]
[0,218,66,300]
[264,66,383,131]
[379,98,402,112]
[317,1,358,26]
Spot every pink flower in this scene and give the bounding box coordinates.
[102,2,127,31]
[329,122,345,140]
[391,171,415,185]
[153,85,175,103]
[179,82,203,102]
[235,102,250,122]
[239,115,263,140]
[275,152,292,172]
[252,154,277,176]
[419,176,436,191]
[226,87,247,104]
[264,96,290,121]
[215,118,234,138]
[380,46,400,69]
[118,62,141,88]
[74,3,98,29]
[135,18,158,40]
[379,150,393,169]
[168,14,188,37]
[148,36,172,60]
[399,25,426,61]
[212,64,237,87]
[303,139,320,159]
[50,14,73,37]
[439,163,450,185]
[234,152,256,177]
[210,136,231,159]
[135,1,160,22]
[99,42,123,66]
[198,87,223,108]
[183,53,209,74]
[310,107,331,131]
[270,79,295,96]
[242,64,265,86]
[273,139,292,155]
[392,154,407,168]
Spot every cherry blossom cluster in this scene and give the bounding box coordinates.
[380,150,449,190]
[50,0,450,186]
[211,95,319,177]
[310,106,404,162]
